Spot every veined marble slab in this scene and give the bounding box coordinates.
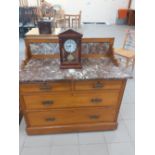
[20,57,133,82]
[30,42,111,55]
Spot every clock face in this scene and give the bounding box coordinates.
[64,39,77,53]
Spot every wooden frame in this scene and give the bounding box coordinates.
[128,0,132,9]
[23,36,118,67]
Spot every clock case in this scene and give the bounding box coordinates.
[58,29,83,69]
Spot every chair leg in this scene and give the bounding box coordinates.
[66,19,69,28]
[72,19,74,28]
[132,57,135,71]
[62,20,65,28]
[68,17,70,28]
[54,21,57,28]
[126,58,130,68]
[78,19,80,28]
[72,19,76,28]
[76,20,78,28]
[126,57,135,71]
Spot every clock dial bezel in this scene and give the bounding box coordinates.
[64,39,77,53]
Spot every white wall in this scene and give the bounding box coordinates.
[48,0,129,24]
[28,0,129,24]
[131,0,135,9]
[27,0,38,6]
[80,0,128,24]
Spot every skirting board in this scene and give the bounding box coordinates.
[27,122,117,135]
[83,22,106,25]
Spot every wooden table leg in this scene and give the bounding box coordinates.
[68,18,70,28]
[126,58,130,68]
[132,57,135,71]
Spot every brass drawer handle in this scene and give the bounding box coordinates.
[91,98,103,104]
[42,100,54,106]
[40,83,52,91]
[93,82,104,89]
[45,117,56,122]
[89,115,100,120]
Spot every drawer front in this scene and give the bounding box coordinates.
[23,91,119,110]
[75,80,122,91]
[24,94,73,110]
[20,81,71,93]
[73,92,119,107]
[27,107,116,126]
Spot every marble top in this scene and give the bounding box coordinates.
[19,57,133,82]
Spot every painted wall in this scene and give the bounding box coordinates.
[28,0,130,24]
[27,0,38,6]
[131,0,135,9]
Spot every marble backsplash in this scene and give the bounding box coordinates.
[30,42,111,55]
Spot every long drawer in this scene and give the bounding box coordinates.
[23,91,120,110]
[75,80,123,91]
[20,81,71,93]
[26,107,116,126]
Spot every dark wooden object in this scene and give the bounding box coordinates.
[128,9,135,26]
[58,29,83,69]
[38,20,52,34]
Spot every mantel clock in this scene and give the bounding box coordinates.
[58,29,83,69]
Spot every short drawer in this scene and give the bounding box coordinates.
[23,94,73,110]
[20,81,71,93]
[23,91,119,110]
[73,92,119,107]
[75,80,123,91]
[26,107,116,126]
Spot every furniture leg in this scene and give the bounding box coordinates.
[68,16,70,28]
[78,19,80,28]
[72,18,73,28]
[126,58,130,68]
[132,57,135,71]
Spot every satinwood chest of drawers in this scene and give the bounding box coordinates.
[19,33,132,135]
[20,79,126,135]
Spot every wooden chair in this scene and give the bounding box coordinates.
[72,11,81,28]
[55,11,73,28]
[62,11,81,28]
[114,30,135,70]
[64,14,71,28]
[54,9,66,28]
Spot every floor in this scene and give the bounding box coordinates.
[19,24,135,155]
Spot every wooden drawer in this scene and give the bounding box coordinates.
[23,91,119,110]
[75,80,122,91]
[23,94,72,110]
[20,81,71,93]
[73,91,119,107]
[26,107,116,126]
